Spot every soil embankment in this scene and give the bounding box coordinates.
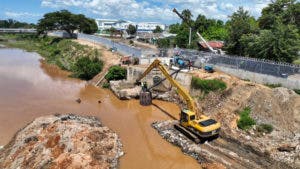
[0,114,123,169]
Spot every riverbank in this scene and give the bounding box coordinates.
[0,34,103,80]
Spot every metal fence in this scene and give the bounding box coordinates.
[78,33,143,57]
[178,49,300,78]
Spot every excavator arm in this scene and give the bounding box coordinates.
[136,59,197,113]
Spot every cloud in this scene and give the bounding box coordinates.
[40,0,273,23]
[4,11,41,18]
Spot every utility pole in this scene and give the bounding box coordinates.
[189,27,192,47]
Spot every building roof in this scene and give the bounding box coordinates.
[199,41,224,49]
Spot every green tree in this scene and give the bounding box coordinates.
[181,9,193,25]
[168,23,181,34]
[241,24,300,63]
[225,7,258,55]
[75,14,98,34]
[157,38,170,48]
[105,66,127,81]
[126,24,137,35]
[153,26,163,33]
[37,10,97,35]
[258,0,299,29]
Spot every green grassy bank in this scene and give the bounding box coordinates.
[0,34,103,80]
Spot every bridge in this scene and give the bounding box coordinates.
[0,28,36,34]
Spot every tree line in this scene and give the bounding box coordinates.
[166,0,300,64]
[0,19,35,28]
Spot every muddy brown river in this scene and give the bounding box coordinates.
[0,48,200,169]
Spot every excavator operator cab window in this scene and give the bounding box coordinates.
[180,111,189,123]
[190,115,195,121]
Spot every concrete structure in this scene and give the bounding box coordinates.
[95,19,165,33]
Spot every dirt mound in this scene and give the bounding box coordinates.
[0,114,123,169]
[192,71,300,168]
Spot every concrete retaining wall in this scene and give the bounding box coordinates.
[215,66,300,89]
[139,57,171,66]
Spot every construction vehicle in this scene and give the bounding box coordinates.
[136,59,221,143]
[204,65,214,73]
[170,56,191,68]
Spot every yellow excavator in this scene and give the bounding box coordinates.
[136,59,221,143]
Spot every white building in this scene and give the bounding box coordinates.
[95,19,165,33]
[136,22,165,32]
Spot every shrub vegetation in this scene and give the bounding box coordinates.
[72,57,103,80]
[105,66,127,81]
[264,83,282,88]
[257,123,273,133]
[237,107,256,130]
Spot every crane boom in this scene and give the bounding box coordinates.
[136,59,197,112]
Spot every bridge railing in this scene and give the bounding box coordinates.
[0,28,36,33]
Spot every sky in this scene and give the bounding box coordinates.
[0,0,273,24]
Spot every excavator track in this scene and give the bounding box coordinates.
[174,124,200,143]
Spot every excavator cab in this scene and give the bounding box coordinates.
[179,109,220,139]
[179,109,196,126]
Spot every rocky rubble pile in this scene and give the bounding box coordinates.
[0,114,123,169]
[152,120,296,169]
[152,120,228,168]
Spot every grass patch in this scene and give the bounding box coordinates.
[0,34,103,80]
[257,123,273,134]
[237,107,256,130]
[264,83,282,88]
[191,77,227,94]
[294,89,300,95]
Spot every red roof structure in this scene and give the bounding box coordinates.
[199,41,224,49]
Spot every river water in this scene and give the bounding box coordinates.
[0,48,200,169]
